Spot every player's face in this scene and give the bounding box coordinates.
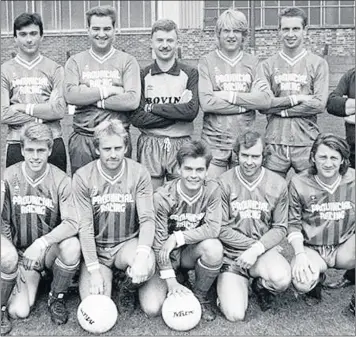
[313,144,343,182]
[218,27,243,54]
[151,29,178,62]
[14,24,42,56]
[279,16,306,51]
[96,134,127,174]
[21,140,51,175]
[239,140,264,180]
[178,157,208,194]
[88,15,115,52]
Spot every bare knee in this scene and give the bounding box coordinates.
[141,300,162,317]
[200,239,224,265]
[8,302,30,319]
[1,245,18,274]
[292,278,316,294]
[220,302,246,322]
[58,237,81,265]
[269,267,291,292]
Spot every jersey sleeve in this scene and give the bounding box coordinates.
[1,179,13,241]
[152,189,174,270]
[150,66,199,122]
[130,69,175,129]
[31,65,66,121]
[198,56,242,116]
[136,166,155,248]
[288,178,304,235]
[326,70,352,117]
[218,179,257,250]
[72,172,99,271]
[103,55,141,111]
[258,182,288,250]
[1,68,35,125]
[63,56,102,106]
[42,176,78,245]
[182,184,222,245]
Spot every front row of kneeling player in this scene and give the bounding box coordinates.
[1,120,354,334]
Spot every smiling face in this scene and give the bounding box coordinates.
[238,139,264,181]
[313,144,343,183]
[96,134,127,175]
[21,139,51,177]
[279,16,306,52]
[178,157,208,195]
[88,15,115,53]
[218,27,244,55]
[14,23,42,57]
[151,29,178,62]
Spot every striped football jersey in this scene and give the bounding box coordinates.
[153,179,221,270]
[73,158,155,269]
[257,49,329,146]
[1,162,77,249]
[218,166,288,259]
[1,54,65,142]
[288,169,355,246]
[198,50,262,150]
[64,48,140,135]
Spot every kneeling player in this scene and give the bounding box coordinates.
[73,120,156,314]
[1,124,80,334]
[140,140,223,322]
[288,133,355,308]
[217,131,291,321]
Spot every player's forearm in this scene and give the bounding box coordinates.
[103,91,140,111]
[79,223,100,271]
[1,218,12,242]
[64,85,102,105]
[219,226,256,250]
[282,100,325,117]
[228,91,272,110]
[258,226,287,251]
[31,99,66,121]
[151,98,199,122]
[326,93,348,117]
[180,220,221,246]
[200,93,245,115]
[137,195,156,247]
[42,220,78,246]
[138,220,155,247]
[1,105,35,125]
[287,231,305,255]
[130,107,174,129]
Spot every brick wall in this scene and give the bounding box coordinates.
[1,27,354,67]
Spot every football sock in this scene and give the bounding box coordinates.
[193,258,221,296]
[1,270,18,307]
[121,269,141,292]
[51,258,79,294]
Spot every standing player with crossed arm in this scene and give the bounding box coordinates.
[73,120,156,315]
[139,140,223,322]
[198,8,272,178]
[64,5,140,174]
[131,19,199,190]
[1,13,67,172]
[288,134,354,313]
[257,7,329,177]
[217,131,291,320]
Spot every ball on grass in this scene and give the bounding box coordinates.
[77,295,118,334]
[161,293,202,331]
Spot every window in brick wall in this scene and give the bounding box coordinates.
[1,0,156,34]
[203,0,355,29]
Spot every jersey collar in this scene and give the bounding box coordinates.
[279,49,307,66]
[314,174,342,194]
[22,162,50,187]
[215,49,243,67]
[97,159,125,185]
[177,180,203,206]
[150,59,180,76]
[235,166,265,192]
[15,54,43,70]
[89,47,115,64]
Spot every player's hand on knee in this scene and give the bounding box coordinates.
[167,280,192,298]
[129,252,151,284]
[293,253,316,284]
[89,270,105,295]
[13,266,26,295]
[22,239,47,270]
[159,235,177,266]
[236,247,259,270]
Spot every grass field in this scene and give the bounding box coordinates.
[1,111,355,336]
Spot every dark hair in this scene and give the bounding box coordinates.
[93,119,128,149]
[86,5,116,27]
[14,13,43,37]
[233,131,266,156]
[20,123,53,149]
[151,19,178,38]
[279,7,308,29]
[309,133,350,176]
[177,140,212,169]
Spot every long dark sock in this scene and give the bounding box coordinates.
[1,270,17,307]
[50,258,79,294]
